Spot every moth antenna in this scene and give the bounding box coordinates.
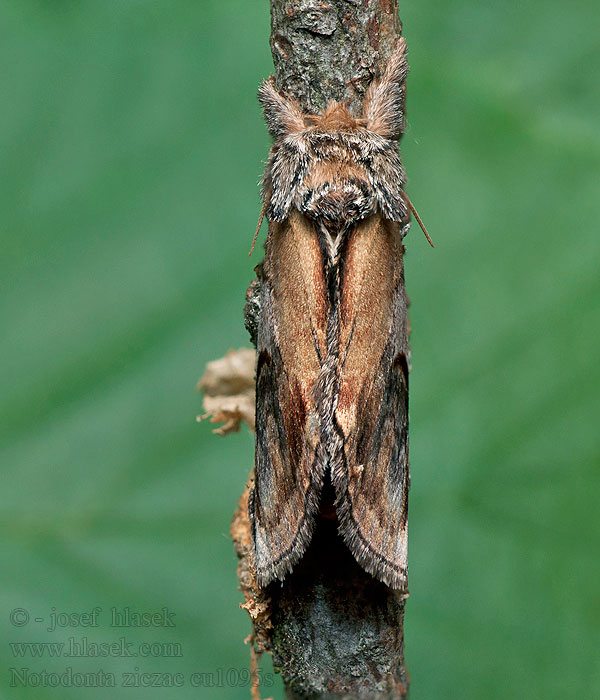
[400,191,434,247]
[249,197,269,257]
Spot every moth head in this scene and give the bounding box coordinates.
[257,39,411,227]
[258,77,306,139]
[362,37,408,140]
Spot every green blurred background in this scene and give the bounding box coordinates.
[2,1,599,698]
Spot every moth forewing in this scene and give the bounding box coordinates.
[250,213,327,586]
[331,215,410,590]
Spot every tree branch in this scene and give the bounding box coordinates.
[266,4,409,698]
[206,2,411,698]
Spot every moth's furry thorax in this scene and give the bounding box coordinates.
[258,39,410,231]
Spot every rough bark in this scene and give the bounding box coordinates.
[270,0,402,117]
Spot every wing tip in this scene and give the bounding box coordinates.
[249,479,323,589]
[342,526,409,590]
[335,495,409,591]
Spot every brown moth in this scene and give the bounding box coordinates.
[249,38,418,590]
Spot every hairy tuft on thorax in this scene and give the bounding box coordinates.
[258,38,410,231]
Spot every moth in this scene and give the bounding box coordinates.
[249,38,426,590]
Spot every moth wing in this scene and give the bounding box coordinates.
[250,210,328,587]
[333,215,410,590]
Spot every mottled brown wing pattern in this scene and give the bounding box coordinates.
[249,211,328,586]
[333,217,410,590]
